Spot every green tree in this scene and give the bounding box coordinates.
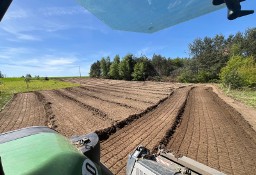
[100,57,111,78]
[243,28,256,58]
[24,74,32,88]
[188,34,229,81]
[220,56,256,89]
[119,54,135,80]
[90,61,101,78]
[0,71,4,78]
[109,55,120,79]
[151,54,169,76]
[132,62,146,81]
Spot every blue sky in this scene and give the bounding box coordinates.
[0,0,255,77]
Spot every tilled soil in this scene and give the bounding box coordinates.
[166,86,256,175]
[0,93,46,133]
[1,79,256,175]
[39,90,112,137]
[100,86,192,174]
[0,79,175,137]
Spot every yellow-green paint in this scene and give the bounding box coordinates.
[0,133,87,175]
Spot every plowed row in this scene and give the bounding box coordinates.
[0,79,177,137]
[1,79,255,175]
[166,86,256,175]
[0,93,46,133]
[100,86,192,174]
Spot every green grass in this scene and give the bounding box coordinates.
[219,85,256,108]
[51,76,89,79]
[0,78,79,109]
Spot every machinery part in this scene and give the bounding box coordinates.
[0,126,105,175]
[0,0,12,21]
[0,157,4,175]
[212,0,254,20]
[126,146,226,175]
[71,133,100,164]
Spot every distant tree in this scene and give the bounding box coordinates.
[243,28,256,58]
[188,35,229,81]
[151,54,169,76]
[220,55,256,89]
[24,74,32,88]
[109,55,120,79]
[100,57,111,78]
[35,75,40,80]
[0,71,3,78]
[105,56,111,75]
[119,54,135,80]
[26,74,32,78]
[132,62,146,81]
[90,61,101,78]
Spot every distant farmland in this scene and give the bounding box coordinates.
[0,78,256,175]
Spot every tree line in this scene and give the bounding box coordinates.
[91,28,256,89]
[90,54,186,81]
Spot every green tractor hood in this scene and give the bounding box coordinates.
[0,127,103,175]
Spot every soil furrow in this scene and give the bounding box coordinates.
[79,80,173,93]
[40,90,111,137]
[34,91,56,129]
[79,86,155,105]
[83,85,169,102]
[65,87,141,111]
[0,93,47,133]
[166,86,256,175]
[56,89,140,122]
[100,87,192,175]
[53,90,115,124]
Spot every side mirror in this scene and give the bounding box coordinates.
[0,0,13,21]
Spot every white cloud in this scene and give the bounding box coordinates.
[90,51,112,59]
[136,47,151,57]
[4,8,29,20]
[40,6,89,16]
[46,58,76,66]
[0,47,33,59]
[0,22,42,41]
[135,45,168,57]
[17,34,41,41]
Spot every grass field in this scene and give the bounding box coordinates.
[0,78,79,109]
[220,85,256,108]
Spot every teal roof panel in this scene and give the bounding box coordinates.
[78,0,225,33]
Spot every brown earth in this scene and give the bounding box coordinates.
[166,86,256,175]
[207,84,256,132]
[0,79,175,137]
[100,86,192,174]
[0,93,46,133]
[1,79,256,175]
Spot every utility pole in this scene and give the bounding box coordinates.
[79,66,81,78]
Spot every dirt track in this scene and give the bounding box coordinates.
[100,86,192,174]
[1,79,256,175]
[0,93,46,133]
[166,86,256,175]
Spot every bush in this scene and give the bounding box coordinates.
[220,56,256,89]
